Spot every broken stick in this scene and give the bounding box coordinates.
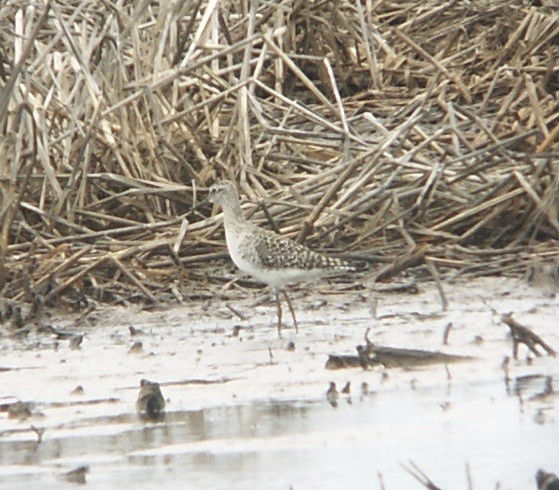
[501,313,556,360]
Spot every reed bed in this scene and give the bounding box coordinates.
[1,0,559,305]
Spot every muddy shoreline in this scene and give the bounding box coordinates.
[0,276,558,489]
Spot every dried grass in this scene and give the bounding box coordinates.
[1,0,559,305]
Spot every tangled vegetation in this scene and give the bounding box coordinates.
[1,0,559,306]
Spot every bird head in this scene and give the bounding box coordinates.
[208,180,238,205]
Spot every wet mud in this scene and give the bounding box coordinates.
[0,277,558,489]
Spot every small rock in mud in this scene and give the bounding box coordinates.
[129,326,144,336]
[472,335,484,345]
[136,379,165,420]
[7,401,33,420]
[533,409,547,425]
[59,465,89,485]
[10,306,24,330]
[536,468,559,490]
[361,382,370,396]
[27,294,45,321]
[69,335,83,350]
[326,382,338,408]
[128,341,143,354]
[71,385,85,396]
[526,262,559,297]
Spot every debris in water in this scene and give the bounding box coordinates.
[326,381,338,408]
[326,327,473,370]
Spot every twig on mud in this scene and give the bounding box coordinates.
[378,472,386,490]
[442,322,453,345]
[501,356,511,383]
[326,340,473,370]
[425,258,448,311]
[225,303,248,321]
[162,378,234,386]
[401,460,443,490]
[370,296,378,320]
[466,462,473,490]
[30,425,45,444]
[445,364,452,381]
[480,298,499,315]
[364,327,374,347]
[501,313,557,359]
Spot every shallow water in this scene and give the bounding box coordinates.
[0,277,558,489]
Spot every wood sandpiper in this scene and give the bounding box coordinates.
[209,180,361,335]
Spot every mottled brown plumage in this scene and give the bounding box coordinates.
[253,230,355,272]
[209,180,360,335]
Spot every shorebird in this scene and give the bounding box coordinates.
[208,180,361,335]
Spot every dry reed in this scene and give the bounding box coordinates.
[1,0,559,305]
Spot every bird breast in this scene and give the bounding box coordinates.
[224,226,336,288]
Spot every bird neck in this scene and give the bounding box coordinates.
[222,193,246,228]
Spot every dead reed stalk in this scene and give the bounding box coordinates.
[1,1,558,305]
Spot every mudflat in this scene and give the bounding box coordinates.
[0,276,557,489]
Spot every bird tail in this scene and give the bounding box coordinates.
[330,256,368,272]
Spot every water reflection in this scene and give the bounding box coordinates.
[0,387,557,489]
[0,401,312,470]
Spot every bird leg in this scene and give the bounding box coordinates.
[275,290,283,337]
[282,289,299,333]
[274,289,299,336]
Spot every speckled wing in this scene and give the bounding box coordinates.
[252,229,355,272]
